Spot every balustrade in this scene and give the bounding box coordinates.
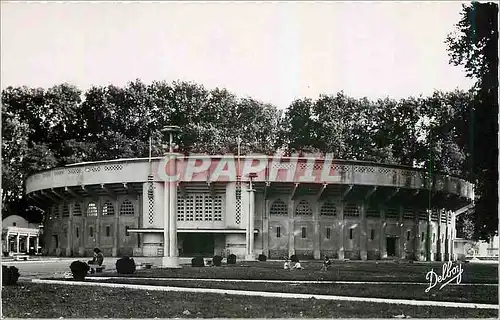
[25,156,474,200]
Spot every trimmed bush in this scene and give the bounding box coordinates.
[2,265,20,285]
[258,254,267,262]
[70,261,90,281]
[227,254,237,265]
[212,255,223,267]
[290,255,299,263]
[116,256,136,274]
[191,256,205,267]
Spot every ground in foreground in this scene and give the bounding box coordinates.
[2,283,497,318]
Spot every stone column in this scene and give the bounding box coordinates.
[399,206,405,259]
[67,204,73,256]
[26,235,30,254]
[245,185,255,260]
[288,198,295,257]
[437,209,442,261]
[113,200,119,257]
[96,199,101,249]
[338,202,345,260]
[82,203,87,256]
[263,199,270,256]
[426,209,432,261]
[450,212,455,260]
[413,211,420,261]
[163,154,180,267]
[360,203,367,260]
[444,211,450,261]
[380,207,387,259]
[313,201,321,260]
[16,234,20,253]
[243,184,250,259]
[35,237,39,254]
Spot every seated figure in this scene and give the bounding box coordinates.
[291,262,304,270]
[321,256,331,271]
[283,259,291,270]
[88,248,104,273]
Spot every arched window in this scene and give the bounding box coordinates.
[62,204,70,217]
[120,199,135,215]
[86,202,98,216]
[73,203,82,216]
[102,201,115,216]
[320,201,337,216]
[386,207,399,219]
[366,207,380,218]
[344,203,359,217]
[53,205,60,218]
[295,200,312,215]
[270,199,287,215]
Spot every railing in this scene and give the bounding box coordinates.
[25,156,474,200]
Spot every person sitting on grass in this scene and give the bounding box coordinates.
[291,261,304,270]
[88,248,104,273]
[321,256,331,271]
[283,258,291,270]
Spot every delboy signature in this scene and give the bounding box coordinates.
[425,261,464,292]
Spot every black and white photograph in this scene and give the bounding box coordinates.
[1,1,498,318]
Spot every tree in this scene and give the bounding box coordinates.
[446,2,498,240]
[284,98,318,154]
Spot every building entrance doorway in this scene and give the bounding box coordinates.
[386,236,397,257]
[181,234,214,256]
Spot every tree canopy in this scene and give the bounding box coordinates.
[446,1,498,240]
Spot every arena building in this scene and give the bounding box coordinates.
[25,149,474,266]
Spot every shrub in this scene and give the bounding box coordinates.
[227,254,237,265]
[212,255,223,267]
[70,261,90,281]
[116,256,136,274]
[191,256,205,267]
[258,254,267,262]
[290,255,299,263]
[2,265,20,285]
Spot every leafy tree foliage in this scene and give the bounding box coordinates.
[446,2,498,240]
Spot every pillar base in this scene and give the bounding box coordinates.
[245,254,256,261]
[360,250,367,261]
[162,256,181,268]
[112,247,117,257]
[313,250,321,260]
[338,249,344,260]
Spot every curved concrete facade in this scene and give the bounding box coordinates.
[25,156,473,261]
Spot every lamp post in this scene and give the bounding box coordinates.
[426,117,436,262]
[237,136,242,179]
[161,125,181,268]
[246,172,258,260]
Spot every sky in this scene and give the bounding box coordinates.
[1,1,474,109]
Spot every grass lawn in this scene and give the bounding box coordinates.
[85,278,498,304]
[2,283,498,318]
[97,260,498,284]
